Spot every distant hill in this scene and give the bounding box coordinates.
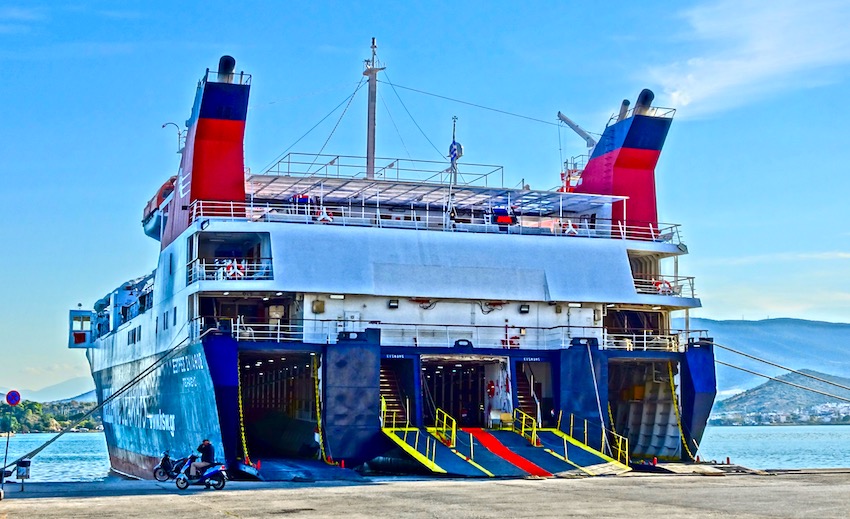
[53,390,97,403]
[715,369,850,413]
[674,318,850,398]
[0,376,95,403]
[711,370,850,425]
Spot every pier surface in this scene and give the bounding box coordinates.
[2,470,850,518]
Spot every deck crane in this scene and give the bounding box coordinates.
[557,111,597,150]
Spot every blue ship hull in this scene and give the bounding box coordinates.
[91,330,716,479]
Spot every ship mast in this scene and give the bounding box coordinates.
[364,38,385,179]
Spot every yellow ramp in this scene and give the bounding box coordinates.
[381,427,447,474]
[537,429,631,476]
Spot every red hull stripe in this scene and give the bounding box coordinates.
[462,428,552,477]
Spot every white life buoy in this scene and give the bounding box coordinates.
[654,279,673,295]
[226,260,246,279]
[562,220,579,236]
[315,207,334,223]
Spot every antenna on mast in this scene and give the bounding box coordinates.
[449,116,463,185]
[364,37,385,179]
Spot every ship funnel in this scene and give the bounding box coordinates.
[217,55,236,83]
[634,89,654,115]
[617,99,630,121]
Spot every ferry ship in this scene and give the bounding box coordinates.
[68,46,716,479]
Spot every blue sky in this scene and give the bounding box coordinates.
[1,0,849,392]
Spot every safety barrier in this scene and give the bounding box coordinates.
[513,408,539,445]
[189,198,684,245]
[187,257,273,284]
[633,275,696,298]
[380,397,443,472]
[434,408,457,448]
[561,412,630,466]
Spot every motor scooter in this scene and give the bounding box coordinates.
[153,450,189,481]
[174,455,227,490]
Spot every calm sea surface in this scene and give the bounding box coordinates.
[1,426,849,481]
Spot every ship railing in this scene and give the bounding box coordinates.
[263,152,504,187]
[204,317,698,352]
[602,331,685,352]
[559,412,630,466]
[187,257,273,283]
[376,323,602,350]
[607,106,676,126]
[204,68,251,85]
[633,274,696,298]
[190,199,683,245]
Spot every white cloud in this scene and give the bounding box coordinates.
[647,0,850,116]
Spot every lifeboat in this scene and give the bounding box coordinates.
[142,176,177,240]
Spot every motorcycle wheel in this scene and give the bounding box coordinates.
[153,467,169,482]
[209,474,226,490]
[175,477,190,490]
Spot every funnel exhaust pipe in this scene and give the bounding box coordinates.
[634,89,654,116]
[217,55,236,83]
[617,99,631,121]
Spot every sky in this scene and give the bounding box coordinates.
[1,0,849,393]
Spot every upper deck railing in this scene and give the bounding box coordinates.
[264,153,504,187]
[190,200,683,244]
[606,106,676,127]
[190,317,706,352]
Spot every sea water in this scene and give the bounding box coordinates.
[698,425,850,470]
[2,426,850,481]
[0,432,110,482]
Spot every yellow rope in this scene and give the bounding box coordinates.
[607,401,617,435]
[313,356,335,465]
[667,362,695,461]
[236,358,252,465]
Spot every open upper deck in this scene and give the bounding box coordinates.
[187,153,685,244]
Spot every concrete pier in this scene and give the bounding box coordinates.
[2,470,850,518]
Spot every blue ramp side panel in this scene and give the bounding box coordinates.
[486,430,578,475]
[323,330,383,464]
[203,333,241,465]
[559,340,610,446]
[681,339,716,454]
[536,431,611,468]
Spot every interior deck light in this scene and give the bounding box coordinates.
[329,294,345,300]
[388,299,399,309]
[568,302,582,308]
[519,304,530,314]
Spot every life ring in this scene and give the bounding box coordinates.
[487,380,496,399]
[226,260,246,279]
[315,207,334,223]
[654,279,673,295]
[562,220,579,236]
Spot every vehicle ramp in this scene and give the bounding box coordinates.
[535,429,631,476]
[381,426,490,476]
[460,428,552,477]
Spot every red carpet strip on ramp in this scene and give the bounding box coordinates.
[462,428,551,477]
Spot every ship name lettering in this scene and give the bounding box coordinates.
[171,352,205,374]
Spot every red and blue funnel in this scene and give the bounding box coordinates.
[161,56,251,247]
[572,89,673,235]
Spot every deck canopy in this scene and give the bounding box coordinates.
[248,153,626,216]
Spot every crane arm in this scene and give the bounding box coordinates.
[557,111,597,148]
